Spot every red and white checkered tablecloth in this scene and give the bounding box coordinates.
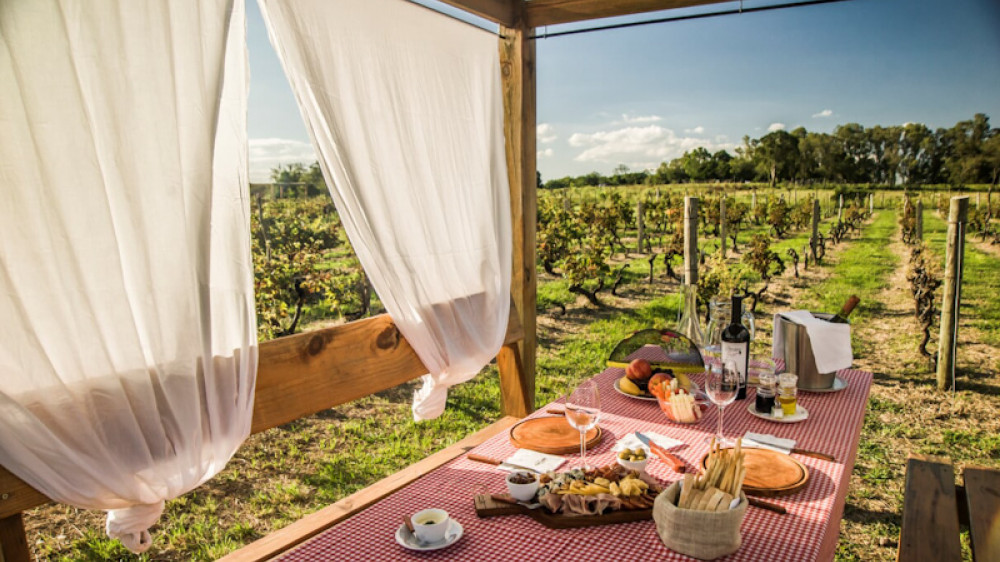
[279,366,872,561]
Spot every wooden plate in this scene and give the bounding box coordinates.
[509,417,602,455]
[699,448,809,497]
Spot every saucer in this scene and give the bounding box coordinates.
[746,401,809,424]
[798,376,848,393]
[395,518,463,551]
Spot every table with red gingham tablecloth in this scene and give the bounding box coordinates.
[279,365,872,561]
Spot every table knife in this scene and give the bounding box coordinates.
[467,453,541,473]
[634,432,685,473]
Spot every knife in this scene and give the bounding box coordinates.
[467,453,541,474]
[635,432,685,473]
[747,497,787,515]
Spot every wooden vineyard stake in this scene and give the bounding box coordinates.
[637,200,645,253]
[811,199,820,262]
[916,200,923,241]
[720,196,727,257]
[937,196,969,391]
[684,196,699,285]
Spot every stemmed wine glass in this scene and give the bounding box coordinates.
[565,380,601,470]
[705,360,739,446]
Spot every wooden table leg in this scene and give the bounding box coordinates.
[0,512,32,562]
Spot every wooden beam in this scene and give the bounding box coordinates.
[219,416,520,562]
[898,454,962,562]
[964,466,1000,562]
[525,0,732,28]
[0,303,524,517]
[0,513,31,562]
[500,15,538,414]
[436,0,515,26]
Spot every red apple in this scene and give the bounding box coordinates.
[625,359,653,381]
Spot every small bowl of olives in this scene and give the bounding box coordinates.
[616,447,649,473]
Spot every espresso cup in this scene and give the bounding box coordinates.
[411,508,449,544]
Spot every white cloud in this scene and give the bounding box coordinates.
[812,109,833,118]
[537,148,554,158]
[767,122,786,132]
[620,113,663,124]
[684,126,705,134]
[568,124,735,165]
[537,123,557,144]
[249,138,316,182]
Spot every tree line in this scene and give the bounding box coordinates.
[542,113,1000,189]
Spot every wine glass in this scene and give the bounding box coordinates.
[705,360,739,446]
[565,380,601,470]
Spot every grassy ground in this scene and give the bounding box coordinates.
[22,200,1000,561]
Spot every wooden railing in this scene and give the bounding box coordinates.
[0,303,527,562]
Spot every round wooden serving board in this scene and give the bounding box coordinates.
[509,417,602,455]
[699,448,809,497]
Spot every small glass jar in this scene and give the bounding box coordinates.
[777,373,798,416]
[755,370,777,414]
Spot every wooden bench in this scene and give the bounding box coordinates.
[0,303,530,562]
[898,453,1000,562]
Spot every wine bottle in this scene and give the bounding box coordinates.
[721,294,750,400]
[829,295,860,324]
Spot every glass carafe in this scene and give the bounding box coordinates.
[675,284,704,347]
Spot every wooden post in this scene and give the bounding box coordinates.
[719,196,727,257]
[976,192,981,209]
[811,199,820,261]
[636,200,645,253]
[869,193,874,214]
[683,197,699,284]
[0,513,32,562]
[916,199,924,241]
[499,18,536,415]
[937,196,969,391]
[751,190,756,210]
[838,194,843,222]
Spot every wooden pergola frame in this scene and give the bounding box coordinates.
[0,2,731,561]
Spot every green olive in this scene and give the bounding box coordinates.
[618,450,630,459]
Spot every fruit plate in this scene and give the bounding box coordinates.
[613,377,658,401]
[614,376,702,402]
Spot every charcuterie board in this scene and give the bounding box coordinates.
[473,494,652,528]
[699,448,809,497]
[509,417,602,454]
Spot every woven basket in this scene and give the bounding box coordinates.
[652,482,748,560]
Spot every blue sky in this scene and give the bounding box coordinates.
[246,0,1000,182]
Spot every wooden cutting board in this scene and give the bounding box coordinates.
[699,448,809,497]
[509,417,602,455]
[474,494,652,528]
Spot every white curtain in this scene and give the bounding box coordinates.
[259,0,512,420]
[0,0,255,553]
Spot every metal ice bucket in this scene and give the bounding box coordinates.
[777,312,839,390]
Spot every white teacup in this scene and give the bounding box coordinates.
[411,508,449,544]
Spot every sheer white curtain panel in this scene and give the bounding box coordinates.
[0,0,255,553]
[258,0,512,420]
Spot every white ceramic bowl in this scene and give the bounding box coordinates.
[616,447,650,473]
[505,471,539,502]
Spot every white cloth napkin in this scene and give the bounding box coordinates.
[772,310,853,374]
[742,432,795,455]
[615,432,684,452]
[500,449,566,473]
